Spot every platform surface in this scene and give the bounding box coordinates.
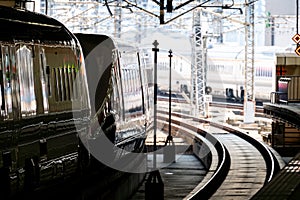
[129,154,207,200]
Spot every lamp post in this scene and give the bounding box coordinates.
[145,40,164,200]
[163,49,175,163]
[152,40,159,169]
[168,49,173,143]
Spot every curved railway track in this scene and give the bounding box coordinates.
[156,109,282,199]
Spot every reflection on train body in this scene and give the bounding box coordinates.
[0,5,90,198]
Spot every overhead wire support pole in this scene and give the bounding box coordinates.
[114,0,122,38]
[160,0,165,24]
[191,0,206,117]
[243,0,255,123]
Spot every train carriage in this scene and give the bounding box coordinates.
[75,33,152,171]
[0,5,154,199]
[0,5,90,198]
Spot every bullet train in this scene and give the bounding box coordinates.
[0,5,151,199]
[75,33,152,171]
[146,45,279,105]
[0,5,90,198]
[206,45,279,101]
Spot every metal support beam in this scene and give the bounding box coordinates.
[191,5,206,117]
[244,0,255,123]
[114,0,122,38]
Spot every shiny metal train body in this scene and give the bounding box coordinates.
[0,5,90,198]
[75,33,152,173]
[0,6,151,199]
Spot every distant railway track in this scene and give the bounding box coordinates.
[157,95,265,114]
[210,101,264,114]
[156,110,281,199]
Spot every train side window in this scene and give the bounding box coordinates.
[132,69,136,93]
[0,49,5,117]
[2,47,13,118]
[44,48,79,103]
[10,46,21,119]
[61,67,65,101]
[137,52,146,114]
[62,67,69,101]
[55,67,62,101]
[125,69,129,93]
[111,68,120,114]
[129,69,133,93]
[16,45,37,116]
[134,69,137,93]
[0,46,23,118]
[123,69,128,93]
[40,50,49,113]
[131,69,135,93]
[126,69,130,93]
[53,68,58,101]
[133,69,137,93]
[60,67,66,101]
[46,65,51,96]
[114,51,125,120]
[60,67,65,101]
[68,66,73,100]
[64,67,70,101]
[72,67,78,100]
[134,69,139,93]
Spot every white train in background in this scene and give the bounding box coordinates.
[150,45,284,101]
[206,45,282,101]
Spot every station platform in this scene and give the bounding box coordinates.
[251,152,300,200]
[263,102,300,128]
[263,102,300,156]
[128,153,207,200]
[132,103,299,200]
[127,128,207,199]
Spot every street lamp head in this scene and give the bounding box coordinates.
[153,40,159,48]
[169,49,173,57]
